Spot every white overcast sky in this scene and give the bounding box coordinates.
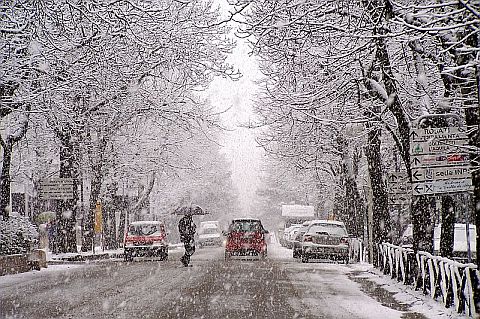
[206,2,264,216]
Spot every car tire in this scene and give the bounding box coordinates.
[124,251,133,262]
[261,250,267,260]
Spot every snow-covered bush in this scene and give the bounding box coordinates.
[0,215,39,255]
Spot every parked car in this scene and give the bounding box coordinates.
[301,220,349,264]
[281,224,301,247]
[198,226,222,248]
[124,221,168,262]
[224,218,269,260]
[285,224,302,249]
[292,221,312,259]
[401,223,476,262]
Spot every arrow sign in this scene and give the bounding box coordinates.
[412,178,473,195]
[410,138,469,155]
[388,183,409,194]
[410,127,468,142]
[387,172,408,183]
[411,166,471,182]
[410,153,470,168]
[388,194,410,205]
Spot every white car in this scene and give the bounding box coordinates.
[301,220,349,263]
[198,226,222,248]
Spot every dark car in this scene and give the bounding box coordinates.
[224,218,269,260]
[124,221,168,261]
[292,222,311,259]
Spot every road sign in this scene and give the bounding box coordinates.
[387,172,408,183]
[388,193,410,205]
[387,172,409,195]
[388,183,409,194]
[411,166,470,182]
[38,178,74,200]
[412,179,473,195]
[410,138,469,155]
[410,126,468,142]
[410,153,470,168]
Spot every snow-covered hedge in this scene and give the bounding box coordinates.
[0,215,39,255]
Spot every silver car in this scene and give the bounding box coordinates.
[301,220,349,263]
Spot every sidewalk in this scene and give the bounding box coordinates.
[48,243,185,263]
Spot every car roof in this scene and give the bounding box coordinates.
[309,219,345,226]
[129,221,163,226]
[232,218,261,222]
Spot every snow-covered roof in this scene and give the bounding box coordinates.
[309,219,345,226]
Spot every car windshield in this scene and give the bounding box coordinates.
[230,220,262,232]
[308,224,347,236]
[128,224,161,236]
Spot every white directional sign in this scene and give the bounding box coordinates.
[387,172,410,204]
[410,138,469,155]
[411,153,470,168]
[412,179,473,195]
[387,172,408,193]
[410,126,468,142]
[412,166,470,182]
[38,178,74,200]
[388,193,411,205]
[410,124,472,196]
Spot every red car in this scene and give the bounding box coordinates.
[124,221,168,261]
[224,218,269,260]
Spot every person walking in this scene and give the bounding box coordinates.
[178,213,196,267]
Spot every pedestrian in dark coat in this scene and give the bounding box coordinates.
[178,214,196,266]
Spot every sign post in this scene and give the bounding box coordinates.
[94,201,103,254]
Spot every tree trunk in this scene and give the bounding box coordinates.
[440,196,455,259]
[81,161,103,252]
[0,141,13,219]
[364,124,390,266]
[103,183,118,250]
[58,134,78,253]
[412,195,434,252]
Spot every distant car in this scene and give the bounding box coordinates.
[292,222,312,259]
[198,226,222,248]
[285,225,302,249]
[224,218,269,260]
[282,224,301,247]
[301,220,349,264]
[124,221,168,262]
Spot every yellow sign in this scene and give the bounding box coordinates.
[94,201,103,233]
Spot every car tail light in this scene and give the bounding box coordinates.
[341,237,349,245]
[303,235,313,242]
[254,231,263,239]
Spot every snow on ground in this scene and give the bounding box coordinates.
[269,243,465,319]
[0,264,84,287]
[350,263,466,319]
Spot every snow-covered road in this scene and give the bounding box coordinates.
[0,244,464,319]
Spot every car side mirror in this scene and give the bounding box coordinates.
[222,231,229,236]
[263,229,269,234]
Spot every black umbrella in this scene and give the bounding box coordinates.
[172,204,207,215]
